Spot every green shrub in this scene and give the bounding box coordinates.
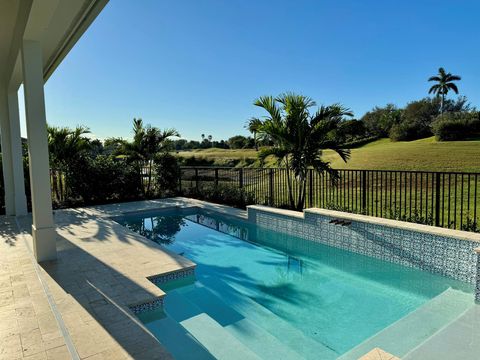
[389,121,425,141]
[388,98,440,141]
[154,153,180,195]
[182,183,255,208]
[65,155,141,204]
[432,112,480,141]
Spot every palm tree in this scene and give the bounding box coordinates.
[428,67,461,114]
[207,134,213,147]
[48,125,91,200]
[254,93,352,210]
[121,118,179,196]
[246,117,262,150]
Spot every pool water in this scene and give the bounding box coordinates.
[117,209,474,360]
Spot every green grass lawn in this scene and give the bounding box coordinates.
[177,137,480,172]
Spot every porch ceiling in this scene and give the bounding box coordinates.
[0,0,108,90]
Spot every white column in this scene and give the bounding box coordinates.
[21,40,56,262]
[0,85,15,215]
[8,92,28,216]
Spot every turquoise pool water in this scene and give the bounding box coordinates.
[117,209,473,360]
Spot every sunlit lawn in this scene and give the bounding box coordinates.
[177,137,480,172]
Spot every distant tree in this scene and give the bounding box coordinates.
[443,96,472,113]
[246,117,262,150]
[254,93,351,210]
[207,135,213,147]
[228,135,249,149]
[338,119,366,142]
[389,98,441,141]
[89,139,104,157]
[361,104,402,137]
[104,137,127,155]
[428,67,461,114]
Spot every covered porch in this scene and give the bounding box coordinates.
[0,2,194,359]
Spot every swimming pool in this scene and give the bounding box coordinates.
[116,207,474,359]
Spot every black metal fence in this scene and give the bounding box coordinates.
[179,167,480,232]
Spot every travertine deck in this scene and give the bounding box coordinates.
[0,198,232,360]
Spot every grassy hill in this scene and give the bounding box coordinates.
[176,137,480,172]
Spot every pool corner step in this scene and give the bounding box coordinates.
[199,278,339,360]
[337,288,474,360]
[165,290,262,360]
[179,284,305,360]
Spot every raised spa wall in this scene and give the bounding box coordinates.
[246,205,480,301]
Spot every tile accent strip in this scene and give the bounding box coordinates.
[129,297,164,315]
[147,267,195,286]
[248,206,479,285]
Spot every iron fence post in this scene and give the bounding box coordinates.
[178,168,182,193]
[361,170,367,212]
[214,168,219,187]
[269,169,274,206]
[435,172,441,227]
[195,168,199,192]
[308,169,313,208]
[239,168,243,188]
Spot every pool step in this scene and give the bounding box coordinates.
[138,309,215,360]
[199,278,339,360]
[165,290,261,360]
[403,304,480,359]
[338,288,474,360]
[178,283,304,359]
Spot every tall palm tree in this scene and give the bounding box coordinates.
[254,93,352,210]
[121,118,179,196]
[246,117,262,150]
[428,67,461,113]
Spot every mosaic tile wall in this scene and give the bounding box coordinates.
[249,208,479,285]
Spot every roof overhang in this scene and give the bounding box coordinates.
[0,0,109,91]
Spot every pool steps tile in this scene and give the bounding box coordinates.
[165,290,261,360]
[198,278,339,359]
[403,304,480,359]
[338,287,474,360]
[139,310,215,360]
[177,283,304,359]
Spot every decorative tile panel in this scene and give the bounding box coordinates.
[249,207,479,285]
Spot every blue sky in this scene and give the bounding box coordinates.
[21,0,480,141]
